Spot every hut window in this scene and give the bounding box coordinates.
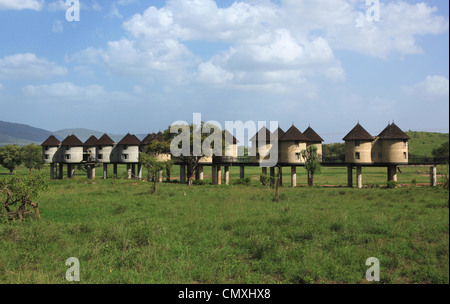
[403,140,408,147]
[45,146,49,151]
[295,141,299,146]
[99,146,103,150]
[65,154,71,160]
[123,145,128,150]
[44,155,49,160]
[295,153,301,160]
[403,152,407,159]
[256,153,260,160]
[123,154,129,160]
[98,154,103,160]
[355,152,360,160]
[66,146,70,151]
[355,141,361,147]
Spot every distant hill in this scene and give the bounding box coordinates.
[407,131,449,157]
[0,121,149,146]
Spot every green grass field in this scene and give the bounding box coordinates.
[0,164,448,284]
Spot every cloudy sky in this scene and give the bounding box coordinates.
[0,0,448,143]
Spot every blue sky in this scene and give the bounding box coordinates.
[0,0,448,143]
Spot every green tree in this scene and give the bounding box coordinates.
[432,141,449,158]
[301,145,322,187]
[138,153,166,194]
[21,144,43,174]
[0,145,22,174]
[0,173,48,221]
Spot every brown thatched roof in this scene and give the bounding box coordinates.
[224,130,239,144]
[378,123,410,140]
[41,135,60,146]
[304,126,324,142]
[84,135,98,147]
[279,125,309,142]
[272,127,285,140]
[343,123,373,141]
[61,135,84,147]
[140,133,155,146]
[250,126,272,143]
[95,134,115,146]
[118,133,141,145]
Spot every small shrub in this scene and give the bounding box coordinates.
[386,181,398,189]
[234,177,251,186]
[193,180,207,186]
[260,175,276,188]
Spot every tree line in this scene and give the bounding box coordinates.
[0,144,43,174]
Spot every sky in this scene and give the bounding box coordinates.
[0,0,448,144]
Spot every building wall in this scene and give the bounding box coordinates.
[279,141,307,163]
[42,146,59,163]
[251,143,274,163]
[116,145,140,163]
[96,145,114,163]
[62,146,84,163]
[380,139,409,164]
[225,143,238,158]
[85,147,96,162]
[345,141,372,164]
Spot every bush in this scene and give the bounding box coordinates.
[193,180,208,186]
[234,177,251,186]
[386,181,398,189]
[260,174,276,188]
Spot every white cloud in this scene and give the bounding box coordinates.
[0,0,42,10]
[0,53,67,80]
[22,82,132,103]
[404,75,450,99]
[52,20,63,33]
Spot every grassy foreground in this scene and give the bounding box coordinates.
[0,175,448,284]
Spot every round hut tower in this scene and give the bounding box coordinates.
[303,126,324,162]
[41,135,61,164]
[61,135,84,163]
[117,133,141,163]
[95,134,116,163]
[343,123,374,164]
[84,135,98,162]
[250,126,274,163]
[377,123,410,164]
[278,125,309,163]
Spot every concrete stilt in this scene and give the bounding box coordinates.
[113,164,118,177]
[431,166,437,187]
[103,164,108,179]
[262,167,267,175]
[356,166,362,189]
[217,166,222,185]
[127,164,132,179]
[291,166,297,188]
[240,166,245,179]
[212,166,217,185]
[198,165,204,181]
[270,167,275,178]
[159,170,163,183]
[87,165,91,179]
[347,166,353,188]
[166,167,171,182]
[388,165,398,182]
[225,166,230,185]
[91,166,96,179]
[138,164,143,180]
[59,163,63,179]
[50,163,55,179]
[131,164,136,179]
[180,165,186,184]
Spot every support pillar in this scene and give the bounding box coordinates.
[131,164,136,179]
[91,166,96,179]
[347,166,353,188]
[50,163,55,180]
[217,166,222,185]
[59,163,63,180]
[166,167,171,182]
[159,170,163,183]
[388,165,398,182]
[212,166,217,185]
[262,167,267,175]
[356,166,362,189]
[198,165,204,181]
[127,164,132,179]
[225,166,230,185]
[67,164,72,178]
[103,164,108,180]
[270,167,275,178]
[113,164,118,176]
[240,166,245,179]
[291,166,297,188]
[180,165,186,184]
[279,167,283,186]
[431,166,437,187]
[138,164,143,180]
